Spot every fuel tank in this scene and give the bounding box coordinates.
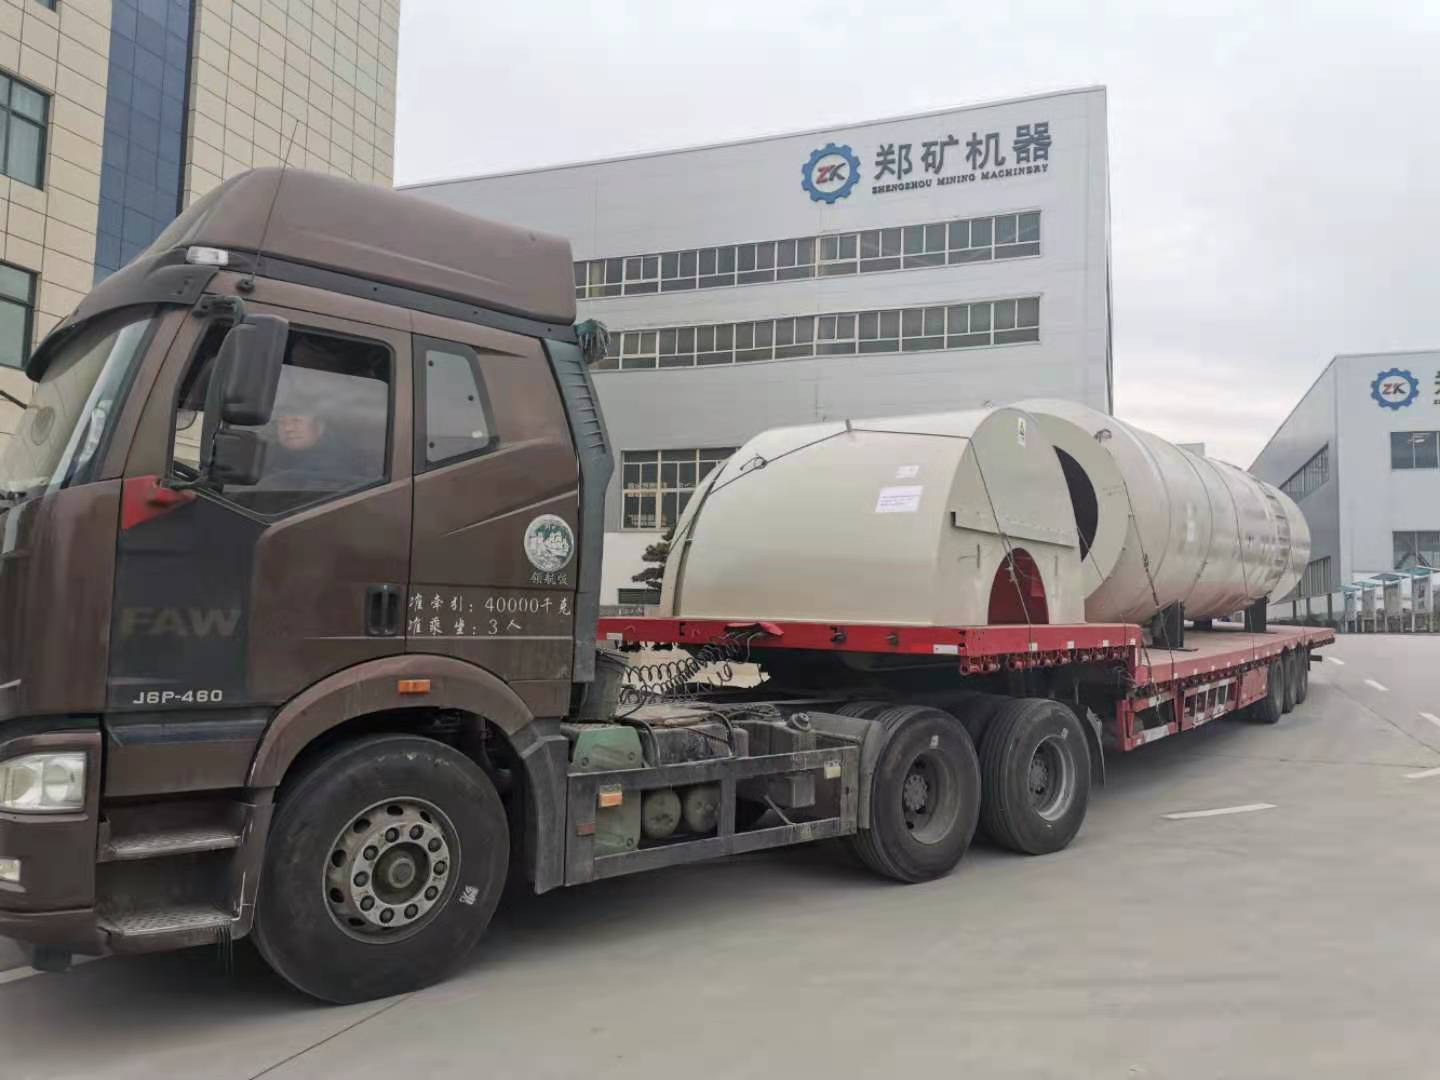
[659,408,1086,627]
[1018,399,1310,623]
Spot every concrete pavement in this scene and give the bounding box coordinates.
[4,634,1440,1079]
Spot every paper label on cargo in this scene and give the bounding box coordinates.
[1017,417,1027,447]
[895,464,920,479]
[875,485,923,513]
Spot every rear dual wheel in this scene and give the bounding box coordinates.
[844,705,982,882]
[977,699,1090,856]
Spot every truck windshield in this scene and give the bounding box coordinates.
[0,307,157,506]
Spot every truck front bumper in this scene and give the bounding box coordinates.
[0,724,107,956]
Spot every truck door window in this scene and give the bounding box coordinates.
[417,337,496,468]
[171,324,392,515]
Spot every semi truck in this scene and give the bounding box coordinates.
[0,168,1334,1004]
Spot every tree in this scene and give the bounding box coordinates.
[632,526,674,593]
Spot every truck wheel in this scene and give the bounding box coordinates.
[1281,652,1298,714]
[1251,660,1285,725]
[1294,649,1310,704]
[846,705,981,883]
[978,699,1090,855]
[835,700,891,720]
[254,734,509,1004]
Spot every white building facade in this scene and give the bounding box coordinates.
[1251,350,1440,596]
[407,87,1112,605]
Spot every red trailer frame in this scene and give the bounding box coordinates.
[598,616,1337,752]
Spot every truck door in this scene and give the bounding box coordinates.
[109,305,413,712]
[406,324,580,714]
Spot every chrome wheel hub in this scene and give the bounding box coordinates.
[325,799,456,940]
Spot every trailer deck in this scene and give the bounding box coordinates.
[598,616,1337,752]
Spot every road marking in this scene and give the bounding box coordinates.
[1364,679,1389,692]
[1405,766,1440,781]
[1164,803,1277,820]
[1326,656,1345,665]
[1420,712,1440,730]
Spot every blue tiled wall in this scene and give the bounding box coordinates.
[95,0,194,282]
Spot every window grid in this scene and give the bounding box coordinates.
[1279,444,1329,501]
[1394,531,1440,571]
[1300,557,1332,597]
[576,211,1041,298]
[622,448,735,530]
[0,261,36,369]
[595,298,1041,372]
[0,72,49,189]
[1390,430,1440,471]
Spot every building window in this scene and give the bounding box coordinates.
[621,448,734,530]
[1300,557,1332,597]
[35,0,58,9]
[0,262,36,368]
[594,297,1040,372]
[0,74,49,188]
[1279,444,1329,501]
[1390,431,1440,471]
[94,0,194,281]
[1394,531,1440,571]
[575,211,1042,299]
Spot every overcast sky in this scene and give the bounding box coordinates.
[394,1,1439,467]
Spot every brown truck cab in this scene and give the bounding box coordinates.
[0,169,619,1000]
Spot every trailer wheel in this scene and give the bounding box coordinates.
[846,705,981,883]
[978,699,1090,855]
[1281,652,1298,714]
[254,734,509,1004]
[1294,649,1310,705]
[1251,660,1285,725]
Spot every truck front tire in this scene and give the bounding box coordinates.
[254,734,509,1004]
[978,699,1090,855]
[846,705,981,883]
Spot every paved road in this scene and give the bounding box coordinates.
[4,634,1440,1079]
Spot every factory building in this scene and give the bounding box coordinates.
[406,87,1112,605]
[1251,350,1440,613]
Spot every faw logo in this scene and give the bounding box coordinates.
[119,607,241,638]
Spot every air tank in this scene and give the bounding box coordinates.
[1017,399,1310,623]
[660,408,1087,627]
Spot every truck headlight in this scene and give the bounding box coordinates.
[0,753,87,812]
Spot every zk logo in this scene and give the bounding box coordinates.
[801,143,861,204]
[1371,368,1419,410]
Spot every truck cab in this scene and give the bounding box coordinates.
[0,169,611,997]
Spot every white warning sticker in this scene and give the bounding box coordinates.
[1017,416,1027,447]
[875,485,923,513]
[895,464,920,479]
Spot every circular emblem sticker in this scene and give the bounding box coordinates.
[801,142,861,204]
[524,514,575,573]
[1371,368,1419,410]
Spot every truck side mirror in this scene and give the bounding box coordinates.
[210,428,267,488]
[216,314,288,426]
